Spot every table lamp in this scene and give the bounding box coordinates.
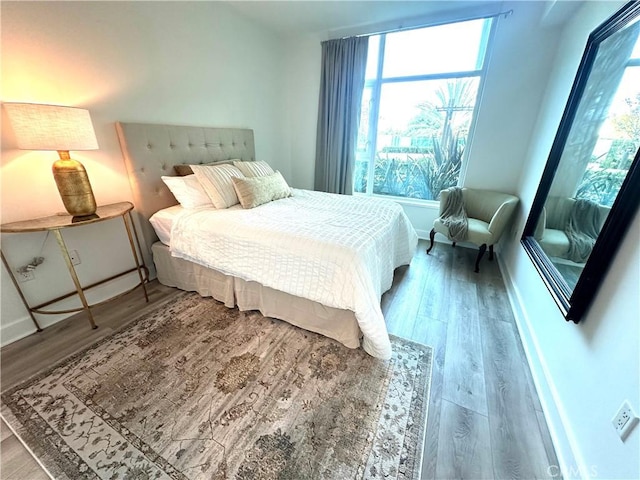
[4,103,99,217]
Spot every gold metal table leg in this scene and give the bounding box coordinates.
[123,212,149,302]
[0,249,43,332]
[52,229,97,329]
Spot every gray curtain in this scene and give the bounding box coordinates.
[314,36,368,194]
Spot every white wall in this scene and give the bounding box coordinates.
[282,34,322,190]
[500,1,640,479]
[1,1,289,344]
[464,1,562,194]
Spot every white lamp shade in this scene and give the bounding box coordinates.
[4,103,98,151]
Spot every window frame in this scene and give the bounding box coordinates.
[355,16,497,203]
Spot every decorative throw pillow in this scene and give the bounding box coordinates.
[173,164,197,177]
[161,175,212,209]
[191,164,245,209]
[231,171,292,209]
[233,160,275,177]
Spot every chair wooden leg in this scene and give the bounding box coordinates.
[489,244,494,261]
[427,228,436,254]
[475,244,487,273]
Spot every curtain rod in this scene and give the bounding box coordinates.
[340,9,513,39]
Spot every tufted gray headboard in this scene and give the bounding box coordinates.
[116,122,255,271]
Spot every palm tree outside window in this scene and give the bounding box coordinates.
[354,18,494,201]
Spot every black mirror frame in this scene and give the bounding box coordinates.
[521,1,640,323]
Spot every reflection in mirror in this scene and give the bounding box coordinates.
[534,16,640,290]
[522,2,640,323]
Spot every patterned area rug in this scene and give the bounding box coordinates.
[2,291,432,479]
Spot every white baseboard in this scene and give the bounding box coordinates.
[1,271,146,347]
[1,316,39,347]
[497,255,581,479]
[415,228,431,240]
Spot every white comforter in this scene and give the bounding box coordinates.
[169,189,418,359]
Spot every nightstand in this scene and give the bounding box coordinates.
[1,201,149,331]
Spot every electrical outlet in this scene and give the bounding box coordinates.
[69,250,81,266]
[17,270,35,282]
[612,400,639,441]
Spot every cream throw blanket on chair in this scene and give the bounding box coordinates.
[565,198,601,263]
[440,187,468,242]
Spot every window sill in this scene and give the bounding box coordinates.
[354,192,439,209]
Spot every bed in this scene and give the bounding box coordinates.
[116,122,417,359]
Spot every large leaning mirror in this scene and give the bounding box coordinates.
[522,1,640,323]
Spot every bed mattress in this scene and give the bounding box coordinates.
[166,189,417,359]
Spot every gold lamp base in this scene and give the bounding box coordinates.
[52,151,97,216]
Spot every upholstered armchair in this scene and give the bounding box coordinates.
[534,196,610,262]
[427,188,519,272]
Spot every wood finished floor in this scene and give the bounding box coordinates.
[1,240,559,479]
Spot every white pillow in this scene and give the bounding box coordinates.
[233,160,275,177]
[191,164,245,209]
[161,175,212,209]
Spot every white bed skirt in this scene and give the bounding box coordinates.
[152,242,362,349]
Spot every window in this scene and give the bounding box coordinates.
[354,18,494,201]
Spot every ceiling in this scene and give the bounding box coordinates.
[226,1,504,37]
